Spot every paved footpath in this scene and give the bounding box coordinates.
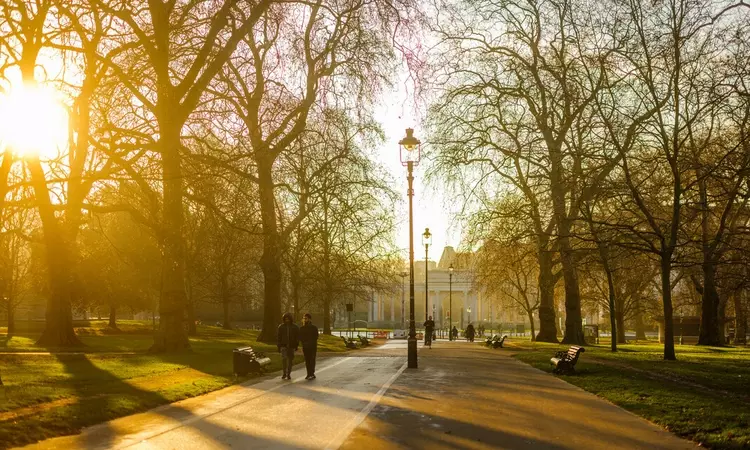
[18,340,695,450]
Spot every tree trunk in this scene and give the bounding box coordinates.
[186,268,197,336]
[186,296,197,336]
[527,310,536,342]
[559,232,584,345]
[150,126,190,352]
[605,265,618,351]
[29,158,82,347]
[698,262,723,346]
[660,254,676,360]
[223,297,232,330]
[6,299,15,336]
[323,296,331,335]
[108,305,118,330]
[734,292,747,345]
[634,296,647,340]
[536,250,558,342]
[257,161,282,343]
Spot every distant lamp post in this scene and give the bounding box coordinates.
[399,128,421,369]
[422,227,432,325]
[448,264,454,341]
[400,270,408,329]
[467,306,472,325]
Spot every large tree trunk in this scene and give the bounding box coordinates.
[257,161,282,343]
[698,262,723,346]
[222,298,231,330]
[151,126,190,352]
[186,296,197,336]
[527,310,536,342]
[536,250,558,342]
[29,159,82,347]
[660,254,676,360]
[6,299,15,336]
[633,295,647,340]
[559,232,584,345]
[734,292,747,345]
[108,305,118,330]
[605,266,618,351]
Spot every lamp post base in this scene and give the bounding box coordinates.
[407,337,418,368]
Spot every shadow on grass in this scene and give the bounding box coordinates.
[0,351,291,450]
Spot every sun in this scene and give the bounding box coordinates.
[0,82,69,159]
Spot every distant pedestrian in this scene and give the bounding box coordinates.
[466,323,476,342]
[299,313,319,380]
[277,312,299,380]
[423,316,435,348]
[452,326,458,340]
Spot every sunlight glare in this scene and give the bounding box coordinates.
[0,83,68,158]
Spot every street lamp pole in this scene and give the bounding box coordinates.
[422,228,431,326]
[400,271,407,329]
[399,128,421,369]
[449,264,454,341]
[468,307,472,325]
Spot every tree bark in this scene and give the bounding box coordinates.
[604,264,618,351]
[634,300,647,340]
[527,310,536,342]
[660,254,676,360]
[734,292,747,345]
[698,263,723,346]
[257,161,282,343]
[150,125,190,352]
[6,299,15,336]
[29,159,83,347]
[108,305,118,330]
[222,297,232,330]
[536,250,558,342]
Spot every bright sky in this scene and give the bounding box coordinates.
[372,84,464,262]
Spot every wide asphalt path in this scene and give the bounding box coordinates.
[17,340,694,449]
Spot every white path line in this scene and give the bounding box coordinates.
[323,359,408,450]
[119,357,352,449]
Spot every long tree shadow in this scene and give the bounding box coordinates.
[2,352,298,450]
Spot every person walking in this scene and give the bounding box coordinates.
[423,315,435,348]
[299,313,319,380]
[466,323,476,342]
[277,312,299,380]
[452,326,458,340]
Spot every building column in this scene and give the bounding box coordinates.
[434,290,441,328]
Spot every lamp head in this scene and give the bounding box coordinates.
[448,263,454,274]
[422,227,432,246]
[398,128,421,165]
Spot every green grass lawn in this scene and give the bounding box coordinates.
[0,322,349,449]
[503,339,750,449]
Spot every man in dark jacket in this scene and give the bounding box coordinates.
[277,312,300,379]
[299,313,319,380]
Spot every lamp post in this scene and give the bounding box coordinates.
[400,270,407,329]
[449,264,454,341]
[467,307,472,325]
[399,128,421,369]
[422,228,431,325]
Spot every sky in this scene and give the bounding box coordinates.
[372,84,464,263]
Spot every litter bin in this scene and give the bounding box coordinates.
[233,346,271,376]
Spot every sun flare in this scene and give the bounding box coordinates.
[0,82,68,158]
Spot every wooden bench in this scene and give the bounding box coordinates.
[492,335,508,349]
[341,336,359,349]
[232,347,271,376]
[550,346,585,374]
[357,335,370,347]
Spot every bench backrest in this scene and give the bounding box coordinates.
[565,346,584,363]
